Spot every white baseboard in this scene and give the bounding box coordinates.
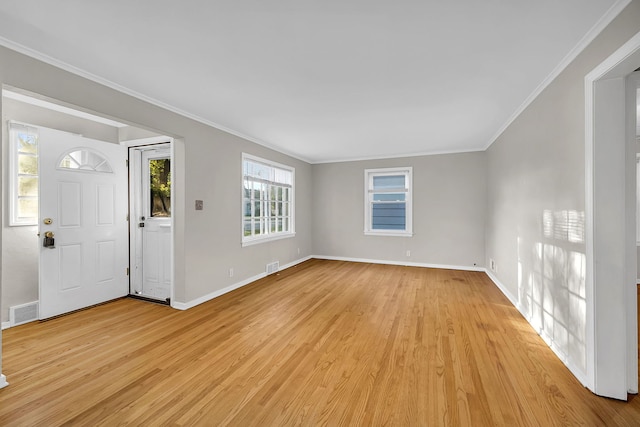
[483,270,589,387]
[172,255,313,310]
[312,255,485,272]
[1,321,10,330]
[0,374,7,389]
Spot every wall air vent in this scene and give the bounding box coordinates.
[266,261,279,275]
[10,301,39,327]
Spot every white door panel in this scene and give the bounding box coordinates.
[39,127,128,319]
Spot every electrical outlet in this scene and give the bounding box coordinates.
[489,259,497,272]
[297,248,300,255]
[406,250,411,257]
[229,268,234,277]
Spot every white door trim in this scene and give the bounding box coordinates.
[585,30,640,399]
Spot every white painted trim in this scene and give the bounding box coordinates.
[0,374,8,389]
[584,58,597,395]
[120,136,173,147]
[312,255,485,272]
[241,232,296,247]
[483,269,518,307]
[483,270,589,387]
[585,29,640,399]
[1,321,10,330]
[313,147,484,165]
[241,153,296,246]
[172,273,266,311]
[363,231,414,237]
[7,121,39,226]
[3,89,126,127]
[484,0,631,150]
[0,37,313,164]
[364,167,413,236]
[172,256,313,310]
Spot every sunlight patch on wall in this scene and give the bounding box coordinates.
[517,209,587,373]
[543,210,585,243]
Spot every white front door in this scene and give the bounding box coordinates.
[38,127,128,319]
[130,144,172,301]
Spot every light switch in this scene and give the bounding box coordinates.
[195,200,204,210]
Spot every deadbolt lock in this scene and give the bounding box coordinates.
[43,231,55,248]
[43,218,53,225]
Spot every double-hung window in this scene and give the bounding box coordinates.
[364,167,412,236]
[242,154,295,246]
[9,122,39,226]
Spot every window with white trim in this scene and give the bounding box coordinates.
[9,122,39,226]
[242,154,295,246]
[364,167,412,236]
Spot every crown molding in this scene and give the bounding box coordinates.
[0,36,312,164]
[484,0,632,150]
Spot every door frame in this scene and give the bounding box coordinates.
[124,137,175,305]
[585,30,640,399]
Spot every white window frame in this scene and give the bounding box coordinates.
[8,121,39,226]
[364,167,413,237]
[242,153,295,246]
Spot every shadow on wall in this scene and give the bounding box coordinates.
[517,209,586,374]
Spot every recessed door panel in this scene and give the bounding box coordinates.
[143,229,160,283]
[58,182,81,228]
[59,244,82,291]
[96,240,115,283]
[96,184,115,226]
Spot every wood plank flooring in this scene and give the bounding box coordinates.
[1,259,639,426]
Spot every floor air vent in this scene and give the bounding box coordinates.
[10,301,39,327]
[266,261,279,275]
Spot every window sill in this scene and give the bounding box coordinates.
[364,231,413,237]
[242,231,296,247]
[9,221,37,227]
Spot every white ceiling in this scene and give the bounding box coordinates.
[0,0,626,163]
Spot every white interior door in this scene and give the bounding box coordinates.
[39,127,128,319]
[130,144,172,301]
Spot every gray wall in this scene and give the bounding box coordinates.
[485,1,640,378]
[312,152,486,268]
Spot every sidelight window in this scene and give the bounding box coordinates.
[9,122,39,226]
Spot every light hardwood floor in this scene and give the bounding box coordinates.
[0,259,639,426]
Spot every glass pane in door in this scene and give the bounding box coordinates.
[149,158,171,217]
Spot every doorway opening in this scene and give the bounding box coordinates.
[586,32,640,400]
[128,142,173,304]
[1,88,175,326]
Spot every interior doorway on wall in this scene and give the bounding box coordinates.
[1,87,176,328]
[128,141,173,304]
[586,34,640,401]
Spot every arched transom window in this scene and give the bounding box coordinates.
[58,148,113,173]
